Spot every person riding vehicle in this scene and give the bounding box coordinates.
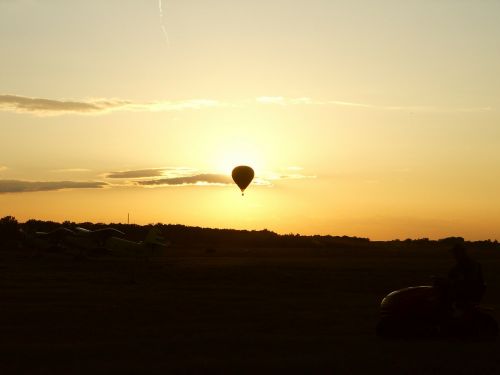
[448,243,485,311]
[377,243,497,339]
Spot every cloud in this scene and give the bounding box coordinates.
[106,167,197,179]
[0,95,129,114]
[137,174,232,186]
[142,100,223,112]
[255,96,492,113]
[256,96,378,107]
[248,171,316,187]
[107,168,166,179]
[263,169,316,181]
[0,166,7,172]
[0,94,224,116]
[115,167,315,188]
[0,180,107,193]
[0,94,491,116]
[51,168,91,173]
[256,96,313,105]
[275,174,316,180]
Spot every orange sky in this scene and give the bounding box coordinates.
[1,1,499,240]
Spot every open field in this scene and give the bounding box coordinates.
[1,246,500,374]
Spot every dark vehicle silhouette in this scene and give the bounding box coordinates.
[376,285,498,339]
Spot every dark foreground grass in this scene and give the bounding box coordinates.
[1,246,500,374]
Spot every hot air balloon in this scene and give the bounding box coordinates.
[231,166,254,195]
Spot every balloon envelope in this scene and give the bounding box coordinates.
[231,166,254,195]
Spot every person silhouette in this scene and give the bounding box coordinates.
[448,243,485,312]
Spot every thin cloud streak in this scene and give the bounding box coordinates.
[51,168,91,173]
[137,174,232,186]
[158,0,170,46]
[0,95,224,116]
[264,172,316,181]
[255,96,492,113]
[112,167,316,188]
[0,180,107,193]
[276,174,316,180]
[107,169,166,179]
[2,94,487,116]
[134,171,315,188]
[106,167,197,179]
[0,95,129,114]
[0,169,315,193]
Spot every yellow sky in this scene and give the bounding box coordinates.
[1,1,499,240]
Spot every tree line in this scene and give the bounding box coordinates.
[0,216,498,250]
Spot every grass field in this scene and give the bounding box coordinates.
[1,245,500,374]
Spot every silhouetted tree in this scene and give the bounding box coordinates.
[0,216,19,243]
[12,217,497,251]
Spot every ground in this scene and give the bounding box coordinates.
[1,245,500,374]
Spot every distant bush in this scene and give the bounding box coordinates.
[438,237,465,246]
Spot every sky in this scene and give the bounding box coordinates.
[1,0,499,240]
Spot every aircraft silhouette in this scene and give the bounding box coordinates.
[26,226,169,257]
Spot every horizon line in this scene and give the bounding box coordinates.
[4,215,498,243]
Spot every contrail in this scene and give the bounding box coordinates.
[158,0,170,46]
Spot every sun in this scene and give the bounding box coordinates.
[212,141,265,176]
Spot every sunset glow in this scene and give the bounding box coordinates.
[1,1,500,240]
